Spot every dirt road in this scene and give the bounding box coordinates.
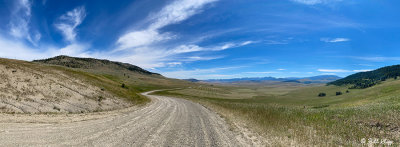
[0,91,253,146]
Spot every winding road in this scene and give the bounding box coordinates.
[0,91,252,146]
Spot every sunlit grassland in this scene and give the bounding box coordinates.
[153,80,400,146]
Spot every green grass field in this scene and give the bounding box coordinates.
[153,80,400,146]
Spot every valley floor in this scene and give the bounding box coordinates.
[153,83,400,146]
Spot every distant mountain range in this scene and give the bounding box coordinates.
[185,75,342,84]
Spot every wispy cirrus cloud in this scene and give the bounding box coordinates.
[170,41,255,54]
[9,0,31,38]
[352,56,400,62]
[0,4,91,61]
[182,56,223,61]
[320,37,350,43]
[109,0,256,69]
[111,0,221,69]
[0,0,254,75]
[9,0,41,46]
[55,6,86,42]
[116,0,217,50]
[116,30,175,50]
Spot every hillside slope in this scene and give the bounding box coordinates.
[0,58,147,113]
[33,55,159,75]
[34,55,193,92]
[328,64,400,88]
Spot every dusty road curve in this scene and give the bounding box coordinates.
[0,91,251,146]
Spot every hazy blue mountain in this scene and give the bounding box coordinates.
[201,75,341,84]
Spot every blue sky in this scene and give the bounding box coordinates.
[1,0,400,79]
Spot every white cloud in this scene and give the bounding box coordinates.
[0,35,90,61]
[9,0,41,46]
[116,30,174,50]
[167,62,182,67]
[219,43,235,50]
[218,41,255,50]
[55,6,86,42]
[108,52,168,69]
[320,38,350,43]
[277,68,286,71]
[53,43,90,57]
[352,56,400,62]
[182,56,223,62]
[111,0,243,69]
[1,0,255,72]
[148,0,218,30]
[0,36,45,60]
[2,0,252,70]
[117,0,217,50]
[170,41,254,54]
[240,41,255,46]
[170,45,204,54]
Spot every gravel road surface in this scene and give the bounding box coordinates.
[0,91,253,146]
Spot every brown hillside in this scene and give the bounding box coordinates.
[0,58,132,114]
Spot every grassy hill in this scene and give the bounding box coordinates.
[33,55,159,75]
[328,65,400,89]
[34,55,192,92]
